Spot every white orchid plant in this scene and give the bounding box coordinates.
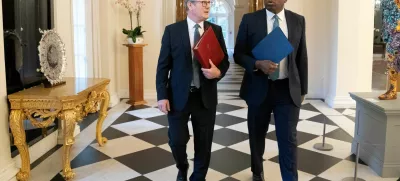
[116,0,146,43]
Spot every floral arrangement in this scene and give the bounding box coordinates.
[381,0,400,72]
[116,0,146,43]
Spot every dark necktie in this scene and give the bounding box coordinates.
[269,15,280,81]
[192,24,201,88]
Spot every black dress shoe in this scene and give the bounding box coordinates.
[177,168,188,181]
[253,172,265,181]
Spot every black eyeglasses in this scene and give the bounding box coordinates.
[190,1,214,7]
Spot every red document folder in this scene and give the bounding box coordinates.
[193,27,224,69]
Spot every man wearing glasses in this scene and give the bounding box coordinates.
[156,0,229,180]
[234,0,308,180]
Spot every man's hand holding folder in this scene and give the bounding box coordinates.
[193,27,224,79]
[252,27,293,75]
[255,60,279,75]
[201,60,221,79]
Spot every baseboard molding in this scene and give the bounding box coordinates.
[144,89,157,100]
[306,92,324,100]
[325,95,356,108]
[118,89,157,100]
[118,89,129,99]
[109,92,120,107]
[0,161,18,181]
[13,129,58,168]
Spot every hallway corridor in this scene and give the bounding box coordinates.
[26,64,398,181]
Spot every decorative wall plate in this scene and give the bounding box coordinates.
[38,29,67,86]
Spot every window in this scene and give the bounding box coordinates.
[207,0,231,48]
[73,0,87,78]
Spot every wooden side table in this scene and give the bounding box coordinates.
[125,44,147,106]
[8,78,110,181]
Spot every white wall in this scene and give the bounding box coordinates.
[326,0,339,101]
[325,0,374,108]
[41,0,377,109]
[98,0,120,105]
[285,0,304,14]
[302,0,335,99]
[116,0,163,98]
[0,2,19,180]
[162,0,176,29]
[284,0,336,99]
[99,0,374,107]
[284,0,373,107]
[355,0,374,93]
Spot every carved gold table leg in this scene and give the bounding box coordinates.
[96,90,110,146]
[9,110,30,181]
[60,110,77,180]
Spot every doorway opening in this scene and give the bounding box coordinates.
[207,0,234,58]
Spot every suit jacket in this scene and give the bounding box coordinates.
[156,20,230,111]
[233,9,308,107]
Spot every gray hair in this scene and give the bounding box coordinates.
[184,0,190,11]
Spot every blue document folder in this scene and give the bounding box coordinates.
[251,27,294,63]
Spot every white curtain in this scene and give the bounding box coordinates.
[90,0,102,78]
[73,0,87,78]
[72,0,102,78]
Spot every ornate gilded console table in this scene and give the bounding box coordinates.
[8,78,111,181]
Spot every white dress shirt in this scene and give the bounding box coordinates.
[187,17,205,86]
[187,17,205,58]
[266,9,289,79]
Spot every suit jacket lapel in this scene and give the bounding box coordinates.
[285,10,296,46]
[259,9,268,38]
[182,20,192,60]
[204,21,210,32]
[285,10,296,67]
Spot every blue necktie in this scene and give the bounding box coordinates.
[269,15,280,81]
[192,24,201,88]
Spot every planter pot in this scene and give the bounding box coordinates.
[135,35,144,44]
[127,37,134,44]
[127,36,144,44]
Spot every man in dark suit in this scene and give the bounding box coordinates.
[156,0,230,180]
[234,0,308,180]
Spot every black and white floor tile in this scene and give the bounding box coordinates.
[30,63,399,180]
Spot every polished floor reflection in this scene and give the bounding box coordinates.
[25,63,399,181]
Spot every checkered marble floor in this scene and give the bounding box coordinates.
[43,63,400,181]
